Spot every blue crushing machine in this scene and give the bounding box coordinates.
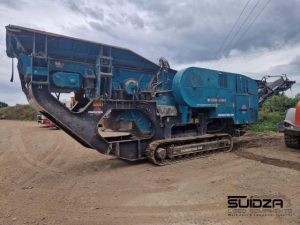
[5,25,295,165]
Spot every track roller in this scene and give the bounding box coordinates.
[147,133,233,165]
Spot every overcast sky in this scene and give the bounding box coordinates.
[1,0,300,105]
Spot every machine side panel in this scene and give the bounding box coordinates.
[172,67,259,124]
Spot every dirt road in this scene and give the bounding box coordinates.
[0,120,299,225]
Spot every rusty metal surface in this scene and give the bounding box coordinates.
[99,130,131,138]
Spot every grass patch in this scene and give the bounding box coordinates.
[247,94,300,132]
[0,104,36,121]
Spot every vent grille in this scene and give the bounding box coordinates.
[218,74,228,88]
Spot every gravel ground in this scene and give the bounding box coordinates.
[0,120,299,225]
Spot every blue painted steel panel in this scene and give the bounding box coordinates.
[6,25,160,73]
[172,67,258,124]
[52,72,82,90]
[6,25,260,126]
[118,110,152,134]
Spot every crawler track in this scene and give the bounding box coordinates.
[147,133,233,165]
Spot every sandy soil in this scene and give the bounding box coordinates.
[0,120,299,225]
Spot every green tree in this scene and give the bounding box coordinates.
[248,94,299,132]
[0,101,8,108]
[262,94,297,113]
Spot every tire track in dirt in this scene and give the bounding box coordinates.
[235,151,300,171]
[21,129,65,169]
[0,200,225,214]
[9,129,65,186]
[18,127,65,172]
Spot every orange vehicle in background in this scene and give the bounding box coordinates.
[284,101,300,148]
